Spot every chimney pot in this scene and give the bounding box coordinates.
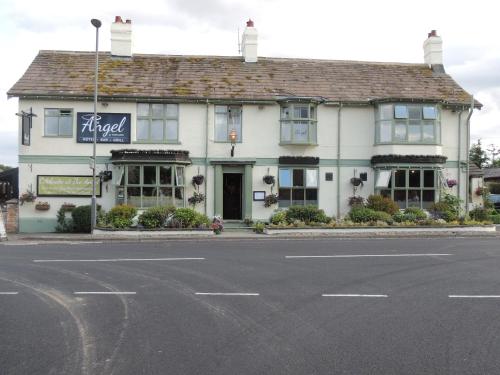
[242,19,258,63]
[126,19,132,24]
[246,19,254,27]
[423,29,443,68]
[115,16,123,23]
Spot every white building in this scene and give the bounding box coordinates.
[8,18,479,232]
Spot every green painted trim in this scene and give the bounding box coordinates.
[19,155,111,164]
[244,164,253,219]
[132,141,181,145]
[445,161,459,168]
[214,165,223,217]
[19,217,58,233]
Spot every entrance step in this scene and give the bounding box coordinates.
[223,220,254,231]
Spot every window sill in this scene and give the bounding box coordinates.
[279,143,318,146]
[374,142,442,146]
[133,141,181,145]
[43,135,74,138]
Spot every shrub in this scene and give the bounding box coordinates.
[393,212,419,223]
[348,206,379,223]
[107,204,137,229]
[372,210,393,223]
[55,206,73,233]
[430,193,461,222]
[270,210,287,225]
[404,207,427,220]
[489,215,500,224]
[469,206,489,222]
[72,205,92,233]
[285,205,331,224]
[173,208,210,228]
[254,221,265,233]
[366,194,399,215]
[139,206,176,229]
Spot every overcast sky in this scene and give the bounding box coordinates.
[1,0,499,166]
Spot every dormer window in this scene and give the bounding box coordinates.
[280,103,317,145]
[376,104,440,144]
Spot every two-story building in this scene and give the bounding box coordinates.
[8,17,479,232]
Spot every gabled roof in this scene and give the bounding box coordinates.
[484,168,500,179]
[8,50,478,106]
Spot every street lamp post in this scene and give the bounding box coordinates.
[90,18,101,234]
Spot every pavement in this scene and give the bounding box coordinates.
[1,237,500,374]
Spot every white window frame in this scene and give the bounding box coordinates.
[214,105,242,143]
[44,108,73,137]
[280,103,317,145]
[136,103,179,143]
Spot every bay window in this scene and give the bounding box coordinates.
[280,103,317,145]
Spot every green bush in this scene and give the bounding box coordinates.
[254,222,265,233]
[469,207,489,222]
[139,206,176,229]
[106,204,137,229]
[270,210,287,225]
[404,207,427,220]
[430,193,461,222]
[172,208,210,228]
[348,206,378,223]
[372,210,393,224]
[285,205,331,224]
[489,215,500,224]
[366,194,399,215]
[72,205,92,233]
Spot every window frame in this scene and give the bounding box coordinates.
[214,105,243,143]
[44,108,74,137]
[118,164,185,208]
[280,103,317,145]
[375,168,439,209]
[375,103,441,145]
[136,103,179,143]
[278,167,319,207]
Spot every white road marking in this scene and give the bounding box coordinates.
[3,242,39,246]
[33,257,205,263]
[70,241,104,245]
[449,295,500,298]
[0,292,19,295]
[286,254,452,259]
[322,294,388,298]
[74,292,136,295]
[195,292,260,296]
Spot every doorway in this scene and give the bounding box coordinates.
[223,173,242,219]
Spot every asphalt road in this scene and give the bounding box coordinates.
[1,237,500,375]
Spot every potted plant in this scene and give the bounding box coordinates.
[263,175,275,185]
[19,190,37,205]
[211,216,224,234]
[192,175,204,187]
[264,193,278,207]
[35,201,50,211]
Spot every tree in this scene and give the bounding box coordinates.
[0,164,12,172]
[469,139,489,168]
[486,144,500,167]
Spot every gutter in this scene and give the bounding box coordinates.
[336,102,343,219]
[465,96,474,216]
[204,99,209,216]
[457,109,464,200]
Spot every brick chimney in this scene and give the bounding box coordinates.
[241,19,258,63]
[111,16,132,57]
[423,30,444,71]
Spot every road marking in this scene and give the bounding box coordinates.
[74,292,136,295]
[0,292,19,295]
[286,253,451,259]
[322,294,388,298]
[449,295,500,298]
[70,241,103,245]
[195,292,260,296]
[33,257,205,263]
[3,242,39,246]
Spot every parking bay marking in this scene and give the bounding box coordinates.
[74,292,136,295]
[195,292,260,296]
[449,295,500,299]
[0,292,19,295]
[286,254,452,259]
[33,257,205,263]
[322,294,388,298]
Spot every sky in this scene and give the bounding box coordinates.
[1,0,499,167]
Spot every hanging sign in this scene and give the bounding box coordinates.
[77,112,131,143]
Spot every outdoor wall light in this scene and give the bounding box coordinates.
[229,129,237,157]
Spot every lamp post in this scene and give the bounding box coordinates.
[90,18,101,234]
[229,129,237,157]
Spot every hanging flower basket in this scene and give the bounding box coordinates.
[188,192,205,206]
[446,179,457,188]
[192,175,204,186]
[350,177,363,187]
[264,193,278,207]
[263,175,275,185]
[19,191,37,205]
[35,202,50,211]
[475,186,484,196]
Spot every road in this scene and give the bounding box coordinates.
[1,237,500,374]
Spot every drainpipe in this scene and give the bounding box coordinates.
[457,109,463,200]
[336,102,343,219]
[465,96,474,216]
[204,99,209,216]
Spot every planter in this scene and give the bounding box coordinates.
[192,175,204,186]
[35,203,50,211]
[350,177,362,186]
[263,175,275,185]
[61,203,76,211]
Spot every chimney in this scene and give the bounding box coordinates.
[111,16,132,57]
[423,30,444,71]
[241,19,258,63]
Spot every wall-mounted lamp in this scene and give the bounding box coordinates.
[229,129,237,157]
